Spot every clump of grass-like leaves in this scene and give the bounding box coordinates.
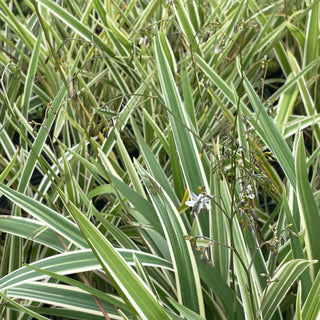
[0,0,319,319]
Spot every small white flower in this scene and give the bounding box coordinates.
[185,191,214,215]
[214,45,221,55]
[139,36,148,46]
[239,184,255,200]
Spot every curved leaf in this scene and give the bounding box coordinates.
[261,259,315,319]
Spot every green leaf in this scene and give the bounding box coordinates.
[287,50,320,142]
[195,254,245,320]
[0,291,50,320]
[261,259,315,319]
[302,269,320,319]
[26,263,132,314]
[130,116,179,205]
[296,281,302,320]
[7,283,125,317]
[135,163,205,317]
[284,115,320,139]
[167,297,206,320]
[0,183,88,249]
[295,133,320,277]
[65,200,171,320]
[0,147,20,183]
[0,216,69,252]
[274,74,299,134]
[282,191,312,301]
[21,30,42,119]
[303,2,319,74]
[154,32,208,193]
[114,129,146,197]
[173,0,199,51]
[0,249,172,291]
[242,75,296,190]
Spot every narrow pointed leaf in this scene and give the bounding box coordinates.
[302,268,320,319]
[154,32,208,193]
[0,183,88,249]
[242,76,296,190]
[66,200,171,320]
[295,133,320,276]
[261,259,315,319]
[0,249,172,291]
[135,162,205,317]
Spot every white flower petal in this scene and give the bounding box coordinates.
[139,36,148,46]
[185,191,214,215]
[185,200,196,207]
[189,191,199,202]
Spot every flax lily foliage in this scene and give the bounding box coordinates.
[0,0,319,319]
